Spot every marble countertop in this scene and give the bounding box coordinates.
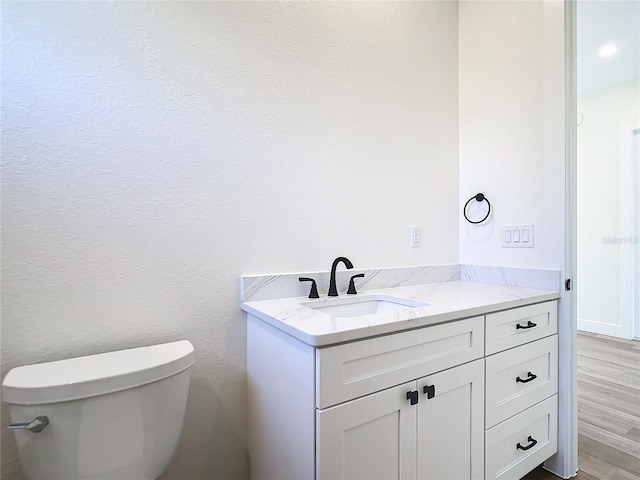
[241,280,560,347]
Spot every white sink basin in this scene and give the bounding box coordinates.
[302,294,428,318]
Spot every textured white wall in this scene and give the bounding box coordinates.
[0,2,459,479]
[577,78,640,333]
[458,0,566,270]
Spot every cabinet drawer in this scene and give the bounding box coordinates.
[486,301,557,355]
[486,335,558,428]
[316,317,484,409]
[485,395,558,480]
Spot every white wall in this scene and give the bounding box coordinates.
[0,2,460,479]
[459,0,566,271]
[577,78,640,337]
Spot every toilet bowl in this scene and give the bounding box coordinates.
[2,340,194,480]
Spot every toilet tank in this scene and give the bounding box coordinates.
[2,340,195,480]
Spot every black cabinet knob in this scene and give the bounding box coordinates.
[406,390,419,406]
[423,384,436,399]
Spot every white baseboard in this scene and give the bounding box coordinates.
[577,318,632,339]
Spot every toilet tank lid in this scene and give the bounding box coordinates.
[2,340,194,405]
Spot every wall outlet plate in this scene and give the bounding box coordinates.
[410,226,422,248]
[502,224,534,248]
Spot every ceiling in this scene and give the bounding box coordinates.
[577,0,639,95]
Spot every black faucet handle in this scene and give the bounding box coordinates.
[347,273,365,295]
[298,277,319,299]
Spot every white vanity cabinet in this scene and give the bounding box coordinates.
[313,316,485,479]
[248,314,484,480]
[246,299,559,480]
[317,359,484,480]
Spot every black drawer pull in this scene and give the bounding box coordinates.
[516,320,537,330]
[406,390,419,406]
[423,384,436,399]
[516,372,537,383]
[516,436,538,451]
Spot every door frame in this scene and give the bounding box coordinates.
[544,1,578,478]
[634,127,640,338]
[619,124,640,339]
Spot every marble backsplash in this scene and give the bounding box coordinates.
[241,264,461,302]
[461,265,561,292]
[241,264,561,302]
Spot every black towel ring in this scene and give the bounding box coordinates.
[464,193,491,224]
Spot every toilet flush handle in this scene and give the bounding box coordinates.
[8,415,49,433]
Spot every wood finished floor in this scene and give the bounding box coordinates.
[522,332,640,480]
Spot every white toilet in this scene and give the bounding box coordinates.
[2,340,194,480]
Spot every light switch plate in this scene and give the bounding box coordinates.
[502,224,534,248]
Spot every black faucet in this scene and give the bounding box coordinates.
[328,257,354,296]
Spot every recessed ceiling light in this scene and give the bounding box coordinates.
[598,43,618,57]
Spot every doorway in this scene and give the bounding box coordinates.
[576,0,640,340]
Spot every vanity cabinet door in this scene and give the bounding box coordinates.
[316,381,418,480]
[417,359,484,480]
